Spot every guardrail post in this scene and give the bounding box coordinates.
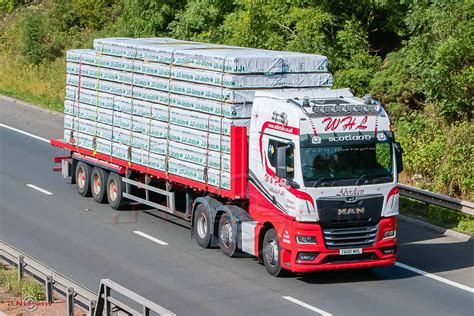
[88,300,96,316]
[45,275,54,304]
[105,285,111,316]
[17,255,24,280]
[67,287,75,316]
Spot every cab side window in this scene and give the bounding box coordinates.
[267,139,282,167]
[267,140,276,167]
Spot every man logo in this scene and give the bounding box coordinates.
[312,136,322,144]
[337,208,365,215]
[346,196,358,203]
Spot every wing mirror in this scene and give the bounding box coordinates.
[276,145,289,178]
[394,142,404,174]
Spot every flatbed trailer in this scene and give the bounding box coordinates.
[52,88,402,277]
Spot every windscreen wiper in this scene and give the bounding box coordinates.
[312,177,334,187]
[356,173,391,185]
[355,174,367,185]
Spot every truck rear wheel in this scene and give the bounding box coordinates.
[218,213,238,257]
[75,162,92,197]
[91,167,108,203]
[107,172,126,210]
[194,204,212,248]
[262,228,288,277]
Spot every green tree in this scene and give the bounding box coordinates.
[115,0,185,37]
[169,0,234,42]
[371,0,473,121]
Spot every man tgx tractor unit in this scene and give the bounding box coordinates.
[52,38,403,276]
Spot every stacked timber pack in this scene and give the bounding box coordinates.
[63,37,332,190]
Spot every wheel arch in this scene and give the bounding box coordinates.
[258,222,275,260]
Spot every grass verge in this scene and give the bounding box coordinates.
[0,262,45,303]
[400,197,474,236]
[0,53,64,112]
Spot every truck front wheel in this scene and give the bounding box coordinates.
[194,204,212,248]
[218,213,237,257]
[75,161,92,197]
[262,228,288,277]
[91,167,108,203]
[107,172,126,210]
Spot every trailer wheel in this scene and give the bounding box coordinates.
[218,213,238,257]
[107,172,126,210]
[91,167,108,203]
[194,204,212,248]
[75,162,92,197]
[262,228,288,277]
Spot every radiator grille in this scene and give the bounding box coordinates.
[323,225,378,249]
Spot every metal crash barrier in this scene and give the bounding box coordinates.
[399,184,474,216]
[0,241,175,316]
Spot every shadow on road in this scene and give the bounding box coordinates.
[117,204,474,283]
[397,220,474,275]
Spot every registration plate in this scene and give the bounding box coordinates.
[339,248,362,255]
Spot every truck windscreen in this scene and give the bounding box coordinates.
[300,141,393,187]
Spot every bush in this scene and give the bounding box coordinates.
[20,11,50,64]
[0,0,32,14]
[395,105,474,200]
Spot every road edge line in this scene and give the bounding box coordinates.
[0,123,50,143]
[395,262,474,294]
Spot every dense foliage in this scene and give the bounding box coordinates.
[0,0,472,199]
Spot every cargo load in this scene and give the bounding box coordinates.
[63,37,333,190]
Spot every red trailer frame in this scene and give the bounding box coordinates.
[51,126,248,200]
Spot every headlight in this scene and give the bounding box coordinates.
[383,230,396,239]
[296,236,317,244]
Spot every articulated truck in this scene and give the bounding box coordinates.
[51,38,403,276]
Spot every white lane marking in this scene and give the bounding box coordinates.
[134,231,168,246]
[0,123,49,143]
[26,184,53,196]
[282,296,332,316]
[396,262,474,293]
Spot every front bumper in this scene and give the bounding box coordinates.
[280,217,397,273]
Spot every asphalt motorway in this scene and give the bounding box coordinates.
[1,97,473,315]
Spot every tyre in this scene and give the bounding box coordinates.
[218,213,238,257]
[194,204,212,248]
[107,172,126,210]
[91,167,108,203]
[75,162,92,197]
[262,228,288,277]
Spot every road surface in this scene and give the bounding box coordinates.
[1,97,473,315]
